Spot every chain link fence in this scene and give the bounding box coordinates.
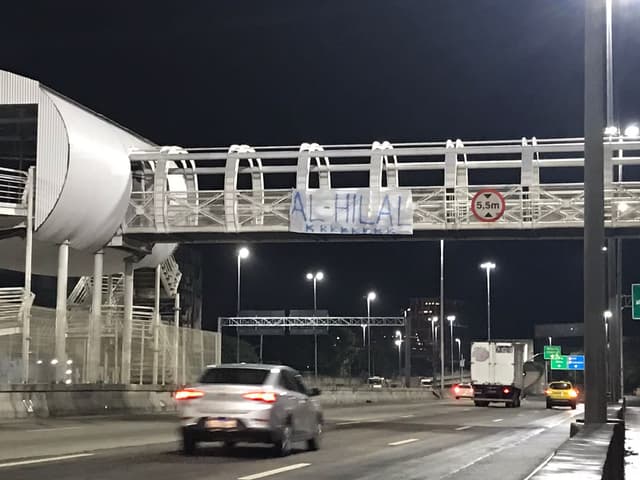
[0,306,220,385]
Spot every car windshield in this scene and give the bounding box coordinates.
[549,382,571,390]
[200,368,269,385]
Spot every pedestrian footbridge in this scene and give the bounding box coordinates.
[124,138,640,241]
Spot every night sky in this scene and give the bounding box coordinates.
[3,1,640,345]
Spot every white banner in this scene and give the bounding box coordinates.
[289,189,413,235]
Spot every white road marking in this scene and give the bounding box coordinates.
[456,425,472,431]
[238,463,311,480]
[336,421,360,426]
[522,453,555,480]
[463,408,472,411]
[0,453,94,469]
[492,418,503,423]
[388,438,419,446]
[400,414,415,418]
[25,426,83,433]
[441,428,545,479]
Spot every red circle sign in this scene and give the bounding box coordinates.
[471,189,506,222]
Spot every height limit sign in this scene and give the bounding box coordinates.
[471,189,506,223]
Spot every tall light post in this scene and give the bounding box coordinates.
[306,271,324,379]
[480,262,496,341]
[395,330,402,379]
[455,338,462,382]
[236,247,250,363]
[447,315,456,377]
[583,0,608,426]
[366,291,376,378]
[237,247,250,313]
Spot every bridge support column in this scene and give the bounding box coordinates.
[121,260,134,384]
[87,250,104,383]
[55,240,69,382]
[22,168,34,384]
[152,264,161,385]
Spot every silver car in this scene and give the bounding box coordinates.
[176,364,323,456]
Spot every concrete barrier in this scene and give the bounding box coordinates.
[0,384,441,420]
[531,414,625,479]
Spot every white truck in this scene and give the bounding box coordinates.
[470,341,525,408]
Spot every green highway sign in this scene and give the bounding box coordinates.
[544,345,562,360]
[633,284,640,320]
[550,355,569,370]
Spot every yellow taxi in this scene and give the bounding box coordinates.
[545,381,578,409]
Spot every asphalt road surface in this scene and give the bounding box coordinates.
[0,398,581,480]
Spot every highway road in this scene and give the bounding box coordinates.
[0,398,581,480]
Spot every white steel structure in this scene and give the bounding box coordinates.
[0,69,202,385]
[125,138,640,239]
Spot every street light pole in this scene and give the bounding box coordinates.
[236,247,250,363]
[448,315,456,377]
[440,239,445,392]
[584,0,608,425]
[480,262,496,341]
[306,272,324,379]
[395,330,402,379]
[366,292,376,378]
[455,338,461,382]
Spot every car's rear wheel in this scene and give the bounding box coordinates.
[455,396,460,400]
[474,401,488,407]
[182,431,197,455]
[274,423,293,457]
[223,441,236,450]
[307,419,322,451]
[546,399,552,409]
[570,401,577,410]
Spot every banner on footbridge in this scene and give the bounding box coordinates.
[289,189,414,235]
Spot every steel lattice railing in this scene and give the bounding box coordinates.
[124,183,640,233]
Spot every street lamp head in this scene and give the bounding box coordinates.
[431,316,438,322]
[624,124,640,138]
[604,310,613,319]
[604,125,619,136]
[367,291,376,301]
[316,271,324,281]
[480,262,496,270]
[447,315,456,323]
[394,339,402,347]
[238,247,250,259]
[306,272,313,280]
[395,330,401,337]
[455,338,461,345]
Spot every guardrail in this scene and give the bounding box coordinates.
[0,167,28,211]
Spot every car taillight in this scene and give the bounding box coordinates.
[175,388,205,400]
[569,389,578,398]
[454,386,460,393]
[544,388,550,395]
[503,387,510,394]
[242,391,278,403]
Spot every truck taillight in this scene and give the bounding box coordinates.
[175,388,205,400]
[503,387,510,394]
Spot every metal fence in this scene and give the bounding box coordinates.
[0,305,221,385]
